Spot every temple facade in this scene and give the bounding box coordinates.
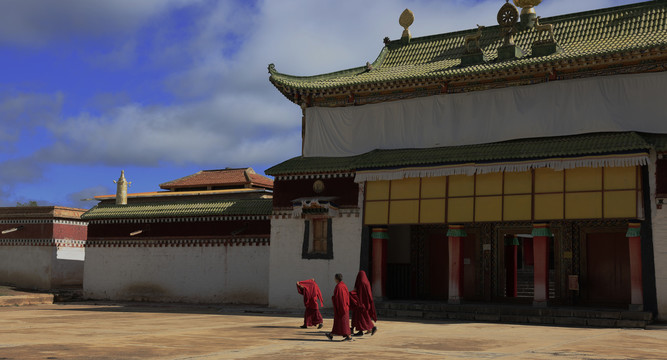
[266,0,667,320]
[82,168,273,304]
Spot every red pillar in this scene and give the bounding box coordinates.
[371,227,388,299]
[505,237,519,298]
[532,223,552,307]
[447,225,466,304]
[627,222,643,311]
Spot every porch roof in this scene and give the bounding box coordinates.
[81,199,272,220]
[266,132,667,176]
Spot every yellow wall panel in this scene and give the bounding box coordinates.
[421,177,447,198]
[534,193,564,220]
[364,201,388,225]
[389,200,420,224]
[448,197,474,223]
[504,195,532,221]
[565,192,602,219]
[420,199,446,224]
[504,171,532,195]
[475,196,502,222]
[390,178,420,200]
[476,173,503,196]
[366,181,390,201]
[604,190,637,218]
[566,167,602,192]
[449,175,474,197]
[534,168,564,193]
[604,166,637,190]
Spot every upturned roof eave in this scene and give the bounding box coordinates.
[267,0,667,100]
[269,44,667,100]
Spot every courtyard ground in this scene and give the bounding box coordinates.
[0,302,665,360]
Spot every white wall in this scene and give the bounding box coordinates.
[648,150,667,320]
[652,206,667,320]
[0,246,53,289]
[84,244,269,304]
[268,215,362,309]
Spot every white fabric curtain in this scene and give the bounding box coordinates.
[304,71,667,157]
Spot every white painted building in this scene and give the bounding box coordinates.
[0,206,87,290]
[265,1,667,323]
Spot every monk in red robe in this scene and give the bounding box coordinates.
[326,273,352,341]
[350,270,377,336]
[296,279,324,329]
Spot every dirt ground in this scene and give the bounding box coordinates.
[0,303,665,360]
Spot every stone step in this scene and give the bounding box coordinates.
[0,293,54,307]
[376,302,652,328]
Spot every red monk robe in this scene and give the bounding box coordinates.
[296,279,324,328]
[351,270,377,334]
[330,280,351,337]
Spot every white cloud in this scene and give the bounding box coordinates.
[0,0,206,47]
[39,92,301,167]
[0,91,63,147]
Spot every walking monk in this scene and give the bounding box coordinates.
[296,279,324,329]
[349,270,377,336]
[326,273,352,341]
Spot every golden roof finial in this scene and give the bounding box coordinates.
[399,9,414,42]
[113,170,131,205]
[514,0,542,15]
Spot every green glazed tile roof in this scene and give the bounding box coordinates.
[269,1,667,91]
[266,132,666,175]
[642,133,667,151]
[81,199,273,220]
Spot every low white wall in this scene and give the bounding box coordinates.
[268,215,362,309]
[0,246,53,290]
[83,244,269,304]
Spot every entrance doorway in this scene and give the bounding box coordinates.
[498,231,556,302]
[382,225,479,302]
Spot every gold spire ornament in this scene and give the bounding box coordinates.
[399,8,414,42]
[514,0,541,28]
[513,0,542,15]
[113,170,131,205]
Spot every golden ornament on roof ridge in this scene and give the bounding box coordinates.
[514,0,542,15]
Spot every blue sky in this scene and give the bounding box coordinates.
[0,0,644,209]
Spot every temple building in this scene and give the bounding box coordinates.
[81,168,273,304]
[0,206,87,290]
[266,0,667,324]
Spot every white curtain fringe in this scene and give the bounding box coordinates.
[354,154,648,183]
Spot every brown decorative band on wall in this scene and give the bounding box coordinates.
[275,173,355,181]
[85,237,270,248]
[0,238,87,247]
[0,219,88,226]
[271,208,360,220]
[89,215,270,224]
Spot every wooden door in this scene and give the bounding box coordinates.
[426,233,449,300]
[463,234,478,300]
[585,232,630,306]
